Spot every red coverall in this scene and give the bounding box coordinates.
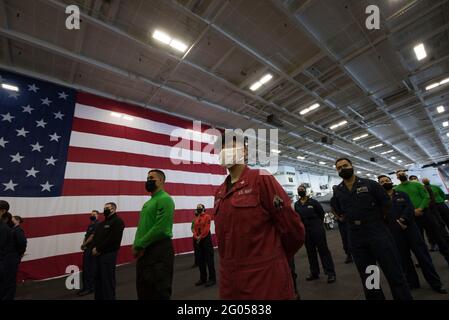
[213,166,305,299]
[194,213,211,240]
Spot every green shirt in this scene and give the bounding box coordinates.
[430,184,447,204]
[133,189,175,250]
[394,181,429,209]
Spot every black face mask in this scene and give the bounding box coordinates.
[145,180,157,193]
[298,191,306,197]
[103,208,111,218]
[383,183,394,191]
[398,174,408,182]
[90,216,97,222]
[339,168,354,180]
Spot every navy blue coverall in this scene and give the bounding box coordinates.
[333,177,412,300]
[294,197,335,277]
[387,190,443,291]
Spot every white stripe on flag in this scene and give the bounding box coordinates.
[69,131,219,165]
[75,103,218,144]
[22,222,216,262]
[2,195,214,218]
[64,162,226,185]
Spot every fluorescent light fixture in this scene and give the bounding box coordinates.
[398,160,403,163]
[319,161,326,165]
[405,163,414,167]
[353,133,369,141]
[366,173,371,176]
[259,74,273,84]
[250,81,262,91]
[440,77,449,85]
[169,39,188,53]
[271,149,281,154]
[381,149,394,154]
[1,83,19,91]
[110,112,122,118]
[437,106,445,113]
[414,43,427,61]
[425,77,449,91]
[330,120,348,130]
[299,103,320,115]
[447,132,449,137]
[369,143,383,149]
[152,30,171,44]
[123,115,133,121]
[391,156,396,160]
[357,171,362,174]
[297,156,305,160]
[443,121,448,127]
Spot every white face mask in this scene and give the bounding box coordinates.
[219,147,245,168]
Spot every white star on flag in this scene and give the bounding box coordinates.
[10,152,25,163]
[49,132,61,142]
[36,119,47,128]
[3,180,18,191]
[22,105,34,114]
[41,97,52,106]
[1,113,14,122]
[54,111,64,120]
[40,181,54,192]
[30,142,44,152]
[58,92,68,100]
[0,137,8,148]
[26,167,39,178]
[8,92,19,99]
[16,127,29,137]
[45,156,58,166]
[28,84,39,92]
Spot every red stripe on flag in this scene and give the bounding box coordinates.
[17,236,217,282]
[66,147,227,175]
[77,92,218,133]
[62,180,218,196]
[22,210,213,238]
[72,117,214,151]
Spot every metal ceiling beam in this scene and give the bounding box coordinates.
[0,27,383,174]
[44,0,398,170]
[169,0,412,168]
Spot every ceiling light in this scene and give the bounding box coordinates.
[391,156,396,160]
[299,103,320,115]
[330,120,348,130]
[250,81,262,91]
[405,163,414,167]
[440,78,449,85]
[447,132,449,137]
[271,149,281,154]
[152,30,171,44]
[169,39,188,53]
[353,133,369,141]
[369,143,383,149]
[319,161,326,165]
[297,155,305,160]
[398,160,403,163]
[110,112,122,118]
[425,77,449,91]
[443,121,448,127]
[414,43,427,61]
[366,173,371,176]
[381,149,394,154]
[1,83,19,91]
[259,74,273,84]
[437,106,445,113]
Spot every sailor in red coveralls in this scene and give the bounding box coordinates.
[213,133,305,300]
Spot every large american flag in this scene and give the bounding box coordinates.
[0,70,226,281]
